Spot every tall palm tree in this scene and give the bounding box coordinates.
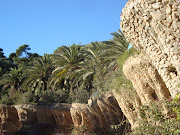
[73,42,112,92]
[102,29,129,60]
[23,54,54,92]
[51,43,84,92]
[0,67,24,97]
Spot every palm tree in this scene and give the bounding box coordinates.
[23,54,54,92]
[51,43,84,92]
[73,42,112,92]
[102,29,129,60]
[0,67,24,97]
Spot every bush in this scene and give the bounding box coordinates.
[0,94,14,105]
[133,96,180,135]
[111,47,139,95]
[16,91,37,104]
[39,88,69,104]
[117,47,140,70]
[69,88,90,103]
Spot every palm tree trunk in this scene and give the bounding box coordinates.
[70,80,73,93]
[42,80,47,91]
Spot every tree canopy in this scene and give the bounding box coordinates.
[0,30,131,104]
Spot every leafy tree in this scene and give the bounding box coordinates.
[0,48,16,79]
[16,44,31,57]
[0,48,5,58]
[9,45,40,66]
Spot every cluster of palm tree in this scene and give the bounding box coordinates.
[0,30,129,103]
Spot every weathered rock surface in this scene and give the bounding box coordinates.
[121,0,180,98]
[0,105,21,135]
[52,104,73,134]
[0,95,126,135]
[123,54,170,104]
[15,104,37,134]
[0,104,73,135]
[70,92,126,134]
[70,103,98,134]
[113,89,141,129]
[114,54,172,129]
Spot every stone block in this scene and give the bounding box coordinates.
[166,4,171,14]
[152,2,161,9]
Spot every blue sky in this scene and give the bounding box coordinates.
[0,0,128,57]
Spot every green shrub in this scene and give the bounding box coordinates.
[133,97,180,135]
[39,88,69,104]
[69,88,90,103]
[0,94,14,105]
[16,91,37,104]
[117,47,140,70]
[111,47,139,95]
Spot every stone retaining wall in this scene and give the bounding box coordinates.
[120,0,180,97]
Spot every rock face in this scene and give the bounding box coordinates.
[0,104,73,135]
[113,89,141,129]
[0,105,21,135]
[34,104,73,135]
[52,104,73,134]
[15,104,37,134]
[114,54,172,129]
[123,54,170,104]
[0,95,126,135]
[70,92,126,134]
[120,0,180,98]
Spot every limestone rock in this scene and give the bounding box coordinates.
[70,103,99,134]
[52,104,73,134]
[70,92,126,134]
[120,0,180,98]
[123,54,170,104]
[113,89,141,129]
[15,104,37,134]
[15,104,37,122]
[36,106,55,124]
[0,105,22,135]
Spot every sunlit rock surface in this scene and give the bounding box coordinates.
[121,0,180,98]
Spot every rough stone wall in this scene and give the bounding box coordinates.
[123,54,170,104]
[113,89,141,129]
[14,104,37,134]
[70,92,126,134]
[36,104,73,134]
[52,104,73,134]
[36,106,56,124]
[116,54,172,128]
[0,96,126,135]
[0,105,21,135]
[70,103,99,134]
[0,104,73,135]
[120,0,180,98]
[15,104,37,123]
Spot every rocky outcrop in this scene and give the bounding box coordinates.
[120,0,180,98]
[113,89,141,129]
[0,104,73,135]
[35,104,74,134]
[70,103,98,134]
[123,54,170,104]
[0,94,126,135]
[70,92,126,134]
[52,104,73,134]
[114,54,172,128]
[0,105,21,135]
[14,104,37,134]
